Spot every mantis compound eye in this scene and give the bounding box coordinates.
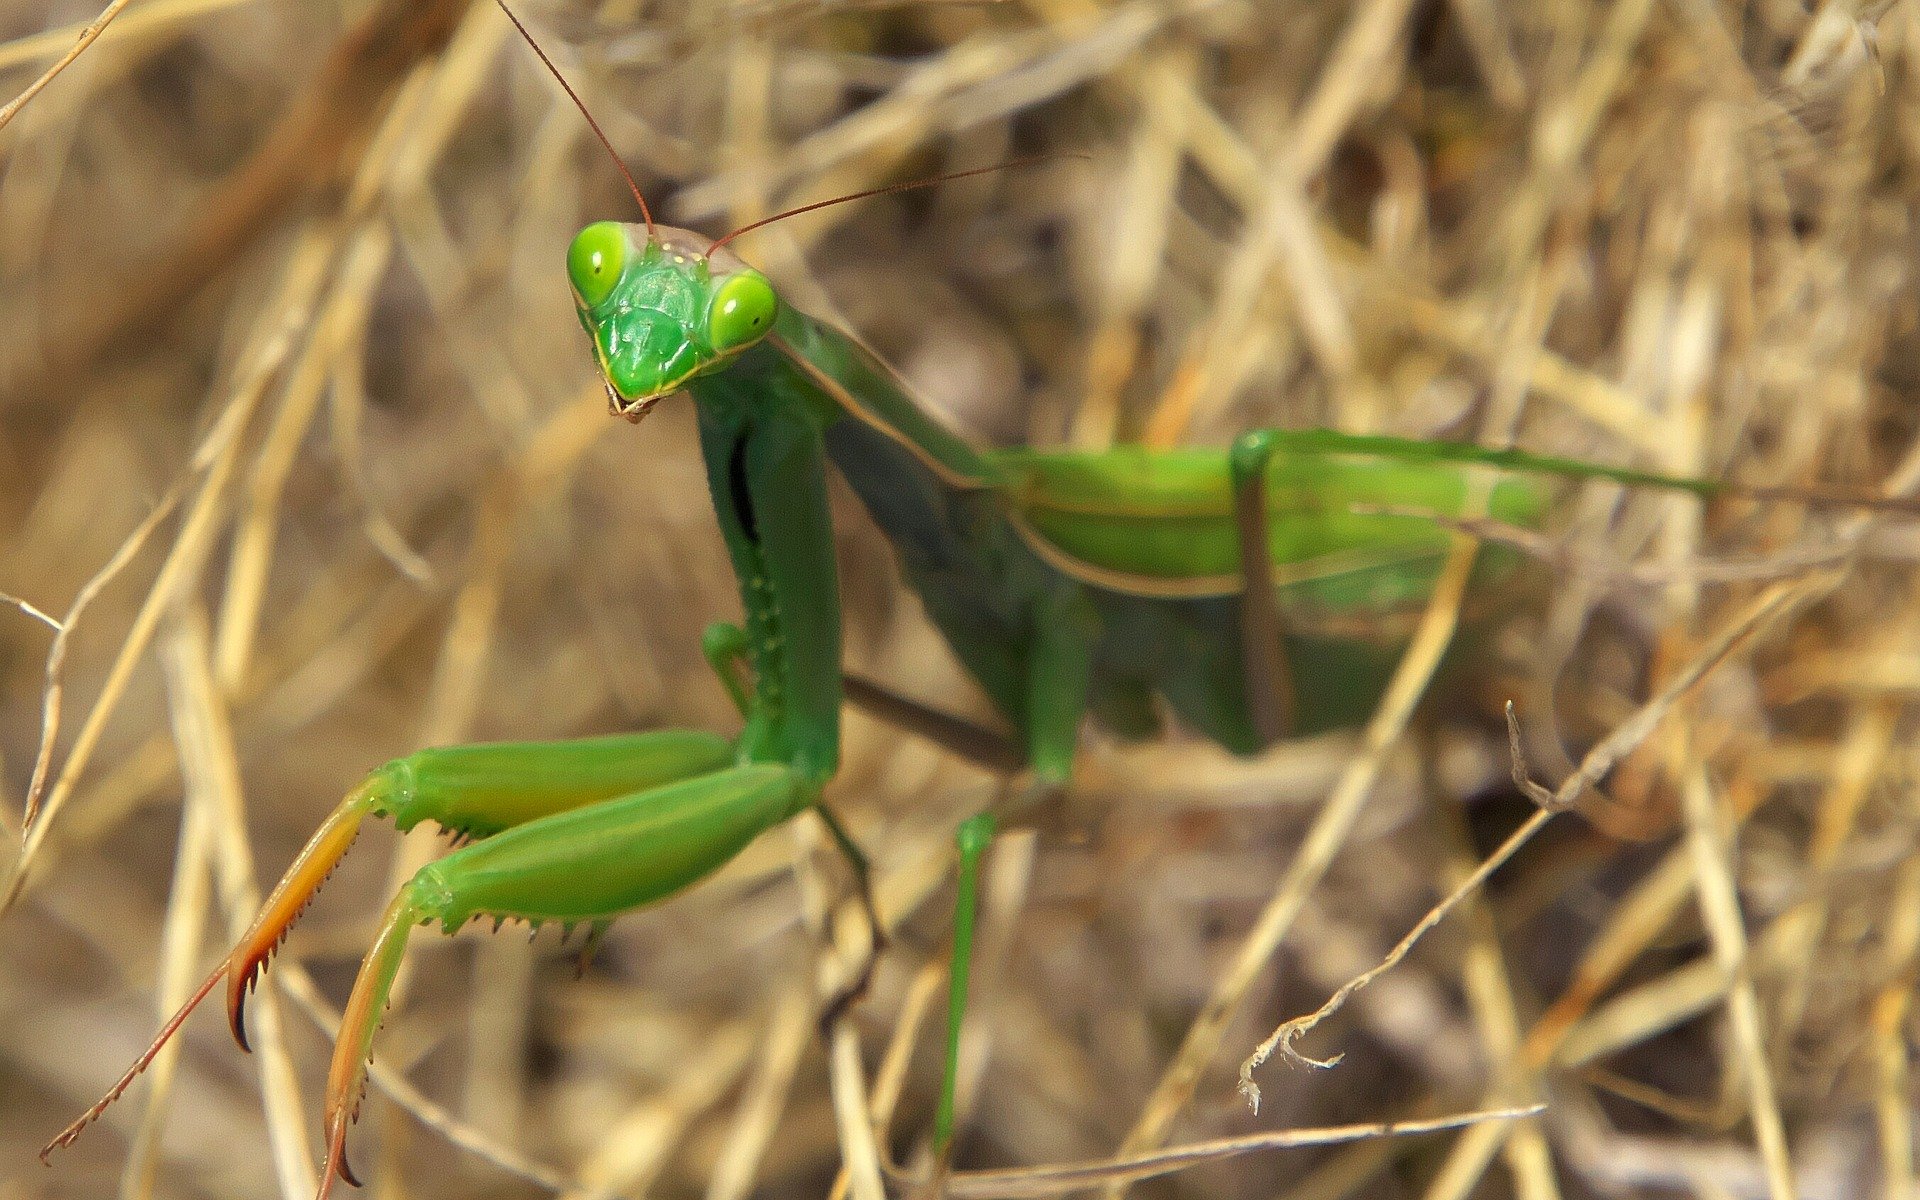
[708,271,777,351]
[568,221,627,309]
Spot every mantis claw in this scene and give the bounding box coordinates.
[41,777,388,1164]
[319,1108,361,1199]
[320,886,420,1200]
[227,779,383,1050]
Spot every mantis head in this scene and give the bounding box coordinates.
[506,0,1040,428]
[567,221,779,422]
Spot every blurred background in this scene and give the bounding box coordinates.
[5,0,1920,1197]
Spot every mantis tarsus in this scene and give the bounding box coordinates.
[40,5,1919,1196]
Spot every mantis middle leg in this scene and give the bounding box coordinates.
[931,437,1302,1159]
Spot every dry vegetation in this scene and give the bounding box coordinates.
[5,0,1920,1197]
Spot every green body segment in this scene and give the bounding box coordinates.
[689,333,846,781]
[372,730,737,838]
[763,297,1003,487]
[995,444,1545,606]
[406,763,809,927]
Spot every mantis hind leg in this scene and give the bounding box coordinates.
[1230,430,1295,744]
[934,810,996,1164]
[933,590,1093,1160]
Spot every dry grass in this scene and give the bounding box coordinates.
[5,0,1920,1197]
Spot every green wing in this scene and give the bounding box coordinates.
[991,437,1552,616]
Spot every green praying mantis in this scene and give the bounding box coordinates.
[39,5,1918,1196]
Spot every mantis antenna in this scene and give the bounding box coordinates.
[493,0,656,239]
[703,154,1077,260]
[496,0,1076,262]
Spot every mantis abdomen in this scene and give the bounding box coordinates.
[796,307,1550,754]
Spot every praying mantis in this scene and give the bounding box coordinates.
[37,5,1917,1197]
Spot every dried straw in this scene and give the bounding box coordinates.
[6,2,1920,1198]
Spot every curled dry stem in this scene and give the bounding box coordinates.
[1237,575,1829,1105]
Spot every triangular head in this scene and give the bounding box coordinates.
[566,221,779,421]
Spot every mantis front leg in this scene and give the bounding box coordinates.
[227,731,738,1041]
[315,760,815,1195]
[40,733,795,1176]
